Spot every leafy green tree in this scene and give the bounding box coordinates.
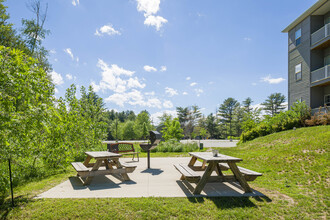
[218,98,240,137]
[21,0,51,72]
[261,93,286,117]
[122,121,136,140]
[199,128,207,139]
[0,0,28,52]
[243,97,253,113]
[206,113,218,139]
[0,46,54,163]
[134,111,152,139]
[162,118,184,141]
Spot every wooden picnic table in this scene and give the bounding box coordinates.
[71,151,136,185]
[174,152,262,194]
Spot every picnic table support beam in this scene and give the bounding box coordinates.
[228,162,252,193]
[83,159,102,185]
[193,162,216,194]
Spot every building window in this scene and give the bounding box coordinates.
[325,94,330,105]
[295,28,301,46]
[295,63,302,81]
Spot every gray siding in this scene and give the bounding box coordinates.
[288,17,311,108]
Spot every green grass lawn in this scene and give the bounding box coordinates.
[1,126,329,219]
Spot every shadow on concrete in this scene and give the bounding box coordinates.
[69,175,137,191]
[176,180,267,198]
[140,168,164,175]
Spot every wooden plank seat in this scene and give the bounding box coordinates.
[174,164,201,183]
[107,142,139,161]
[218,163,262,181]
[71,162,89,176]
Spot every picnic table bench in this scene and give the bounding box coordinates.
[71,151,137,185]
[107,142,139,161]
[174,152,262,194]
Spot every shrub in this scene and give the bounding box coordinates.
[305,106,330,126]
[240,101,311,143]
[140,139,199,153]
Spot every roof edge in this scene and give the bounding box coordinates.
[282,0,328,33]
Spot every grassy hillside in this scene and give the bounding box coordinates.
[1,126,329,219]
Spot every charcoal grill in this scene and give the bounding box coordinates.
[140,130,162,169]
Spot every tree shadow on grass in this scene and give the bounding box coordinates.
[187,196,272,209]
[0,195,35,220]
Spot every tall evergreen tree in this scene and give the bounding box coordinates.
[261,93,286,116]
[218,98,240,137]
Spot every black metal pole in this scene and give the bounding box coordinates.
[147,150,150,169]
[8,158,14,207]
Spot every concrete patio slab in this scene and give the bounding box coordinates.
[37,157,264,198]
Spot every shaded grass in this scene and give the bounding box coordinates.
[1,125,329,219]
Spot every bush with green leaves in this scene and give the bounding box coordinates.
[240,101,310,143]
[145,139,199,153]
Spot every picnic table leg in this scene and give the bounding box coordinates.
[193,162,216,194]
[228,162,252,193]
[113,158,130,181]
[215,163,223,176]
[83,155,92,167]
[188,156,197,166]
[83,159,103,185]
[104,159,113,170]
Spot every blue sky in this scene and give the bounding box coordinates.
[6,0,317,123]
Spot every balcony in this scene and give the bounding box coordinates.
[311,65,330,85]
[311,23,330,49]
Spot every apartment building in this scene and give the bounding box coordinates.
[282,0,330,113]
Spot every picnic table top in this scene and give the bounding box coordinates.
[189,152,242,163]
[85,151,122,159]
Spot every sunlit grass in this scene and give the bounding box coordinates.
[1,125,329,219]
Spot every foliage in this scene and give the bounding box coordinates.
[205,113,218,138]
[150,139,199,153]
[305,105,329,126]
[261,92,286,117]
[176,105,201,138]
[161,118,184,141]
[1,126,329,219]
[240,101,310,142]
[218,97,239,137]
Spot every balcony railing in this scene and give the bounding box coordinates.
[311,23,330,46]
[311,65,330,83]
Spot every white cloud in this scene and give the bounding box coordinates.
[261,75,286,84]
[190,82,197,87]
[72,0,79,6]
[151,110,177,125]
[252,82,257,86]
[144,65,157,72]
[208,81,214,85]
[95,24,121,36]
[244,37,252,41]
[50,71,64,85]
[137,0,160,15]
[144,15,168,31]
[50,49,56,54]
[136,0,167,31]
[182,92,188,95]
[186,77,191,80]
[54,88,59,93]
[66,74,73,80]
[91,59,144,93]
[165,87,178,97]
[163,100,173,108]
[160,66,167,72]
[145,91,155,96]
[64,48,74,59]
[105,90,162,109]
[64,48,79,62]
[195,88,203,97]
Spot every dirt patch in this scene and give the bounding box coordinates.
[253,187,296,206]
